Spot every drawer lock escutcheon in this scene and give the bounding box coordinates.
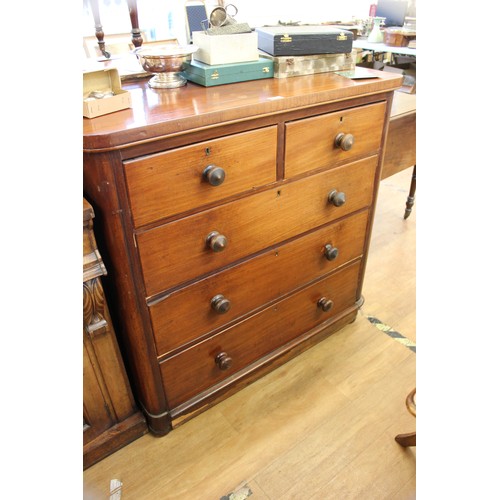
[206,231,228,252]
[324,244,339,261]
[203,164,226,186]
[211,294,231,314]
[215,352,233,371]
[317,297,334,312]
[334,132,354,151]
[327,189,346,207]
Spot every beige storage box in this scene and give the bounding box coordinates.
[192,31,259,65]
[83,68,132,118]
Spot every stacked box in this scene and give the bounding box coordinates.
[187,31,273,87]
[260,51,355,79]
[184,58,273,87]
[255,26,353,57]
[192,31,259,65]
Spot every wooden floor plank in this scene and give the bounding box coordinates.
[254,355,415,499]
[363,167,416,341]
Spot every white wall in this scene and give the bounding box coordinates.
[205,0,375,27]
[83,0,377,45]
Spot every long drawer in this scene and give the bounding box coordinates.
[159,260,361,408]
[149,210,369,356]
[284,102,386,178]
[137,155,378,296]
[124,126,278,227]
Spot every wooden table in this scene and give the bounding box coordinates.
[381,91,416,218]
[353,40,417,57]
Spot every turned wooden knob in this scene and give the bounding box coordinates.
[211,294,231,314]
[328,190,346,207]
[203,164,226,186]
[317,297,334,312]
[334,132,354,151]
[206,231,227,252]
[215,352,233,370]
[324,244,339,261]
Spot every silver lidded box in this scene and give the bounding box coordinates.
[259,50,356,79]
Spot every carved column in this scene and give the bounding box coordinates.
[83,278,108,338]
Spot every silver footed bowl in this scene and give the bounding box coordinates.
[134,44,198,89]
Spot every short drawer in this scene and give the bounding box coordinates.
[124,126,278,227]
[284,102,386,178]
[149,210,369,356]
[159,260,361,408]
[137,155,377,296]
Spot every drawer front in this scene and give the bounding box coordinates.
[150,210,369,356]
[137,155,377,296]
[284,102,386,178]
[124,126,278,227]
[159,260,361,408]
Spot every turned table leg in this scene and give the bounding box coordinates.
[127,0,143,48]
[404,165,417,219]
[89,0,110,58]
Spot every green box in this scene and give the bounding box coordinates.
[184,58,274,87]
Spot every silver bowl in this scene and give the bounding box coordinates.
[134,44,198,89]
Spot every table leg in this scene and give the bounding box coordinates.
[89,0,110,58]
[127,0,143,48]
[395,431,416,447]
[404,165,416,219]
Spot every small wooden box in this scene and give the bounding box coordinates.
[255,26,353,57]
[184,58,273,87]
[192,31,259,65]
[83,68,131,118]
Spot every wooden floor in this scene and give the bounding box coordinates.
[83,167,416,500]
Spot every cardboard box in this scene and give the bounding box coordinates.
[260,51,355,78]
[83,68,132,118]
[184,58,273,87]
[192,31,259,65]
[255,26,353,57]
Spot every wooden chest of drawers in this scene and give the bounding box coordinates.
[83,71,402,434]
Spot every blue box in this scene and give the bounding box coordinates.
[184,57,274,87]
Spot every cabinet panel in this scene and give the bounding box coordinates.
[160,260,361,408]
[149,210,369,356]
[124,126,278,227]
[137,155,377,296]
[284,102,386,178]
[83,198,148,468]
[83,337,114,444]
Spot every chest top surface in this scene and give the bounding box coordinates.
[83,70,403,151]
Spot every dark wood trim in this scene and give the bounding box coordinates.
[83,412,148,469]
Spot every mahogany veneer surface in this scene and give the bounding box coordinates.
[83,71,402,434]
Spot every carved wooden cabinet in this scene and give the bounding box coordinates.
[83,199,148,468]
[83,72,402,434]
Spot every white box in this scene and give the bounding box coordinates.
[192,31,259,65]
[83,68,131,118]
